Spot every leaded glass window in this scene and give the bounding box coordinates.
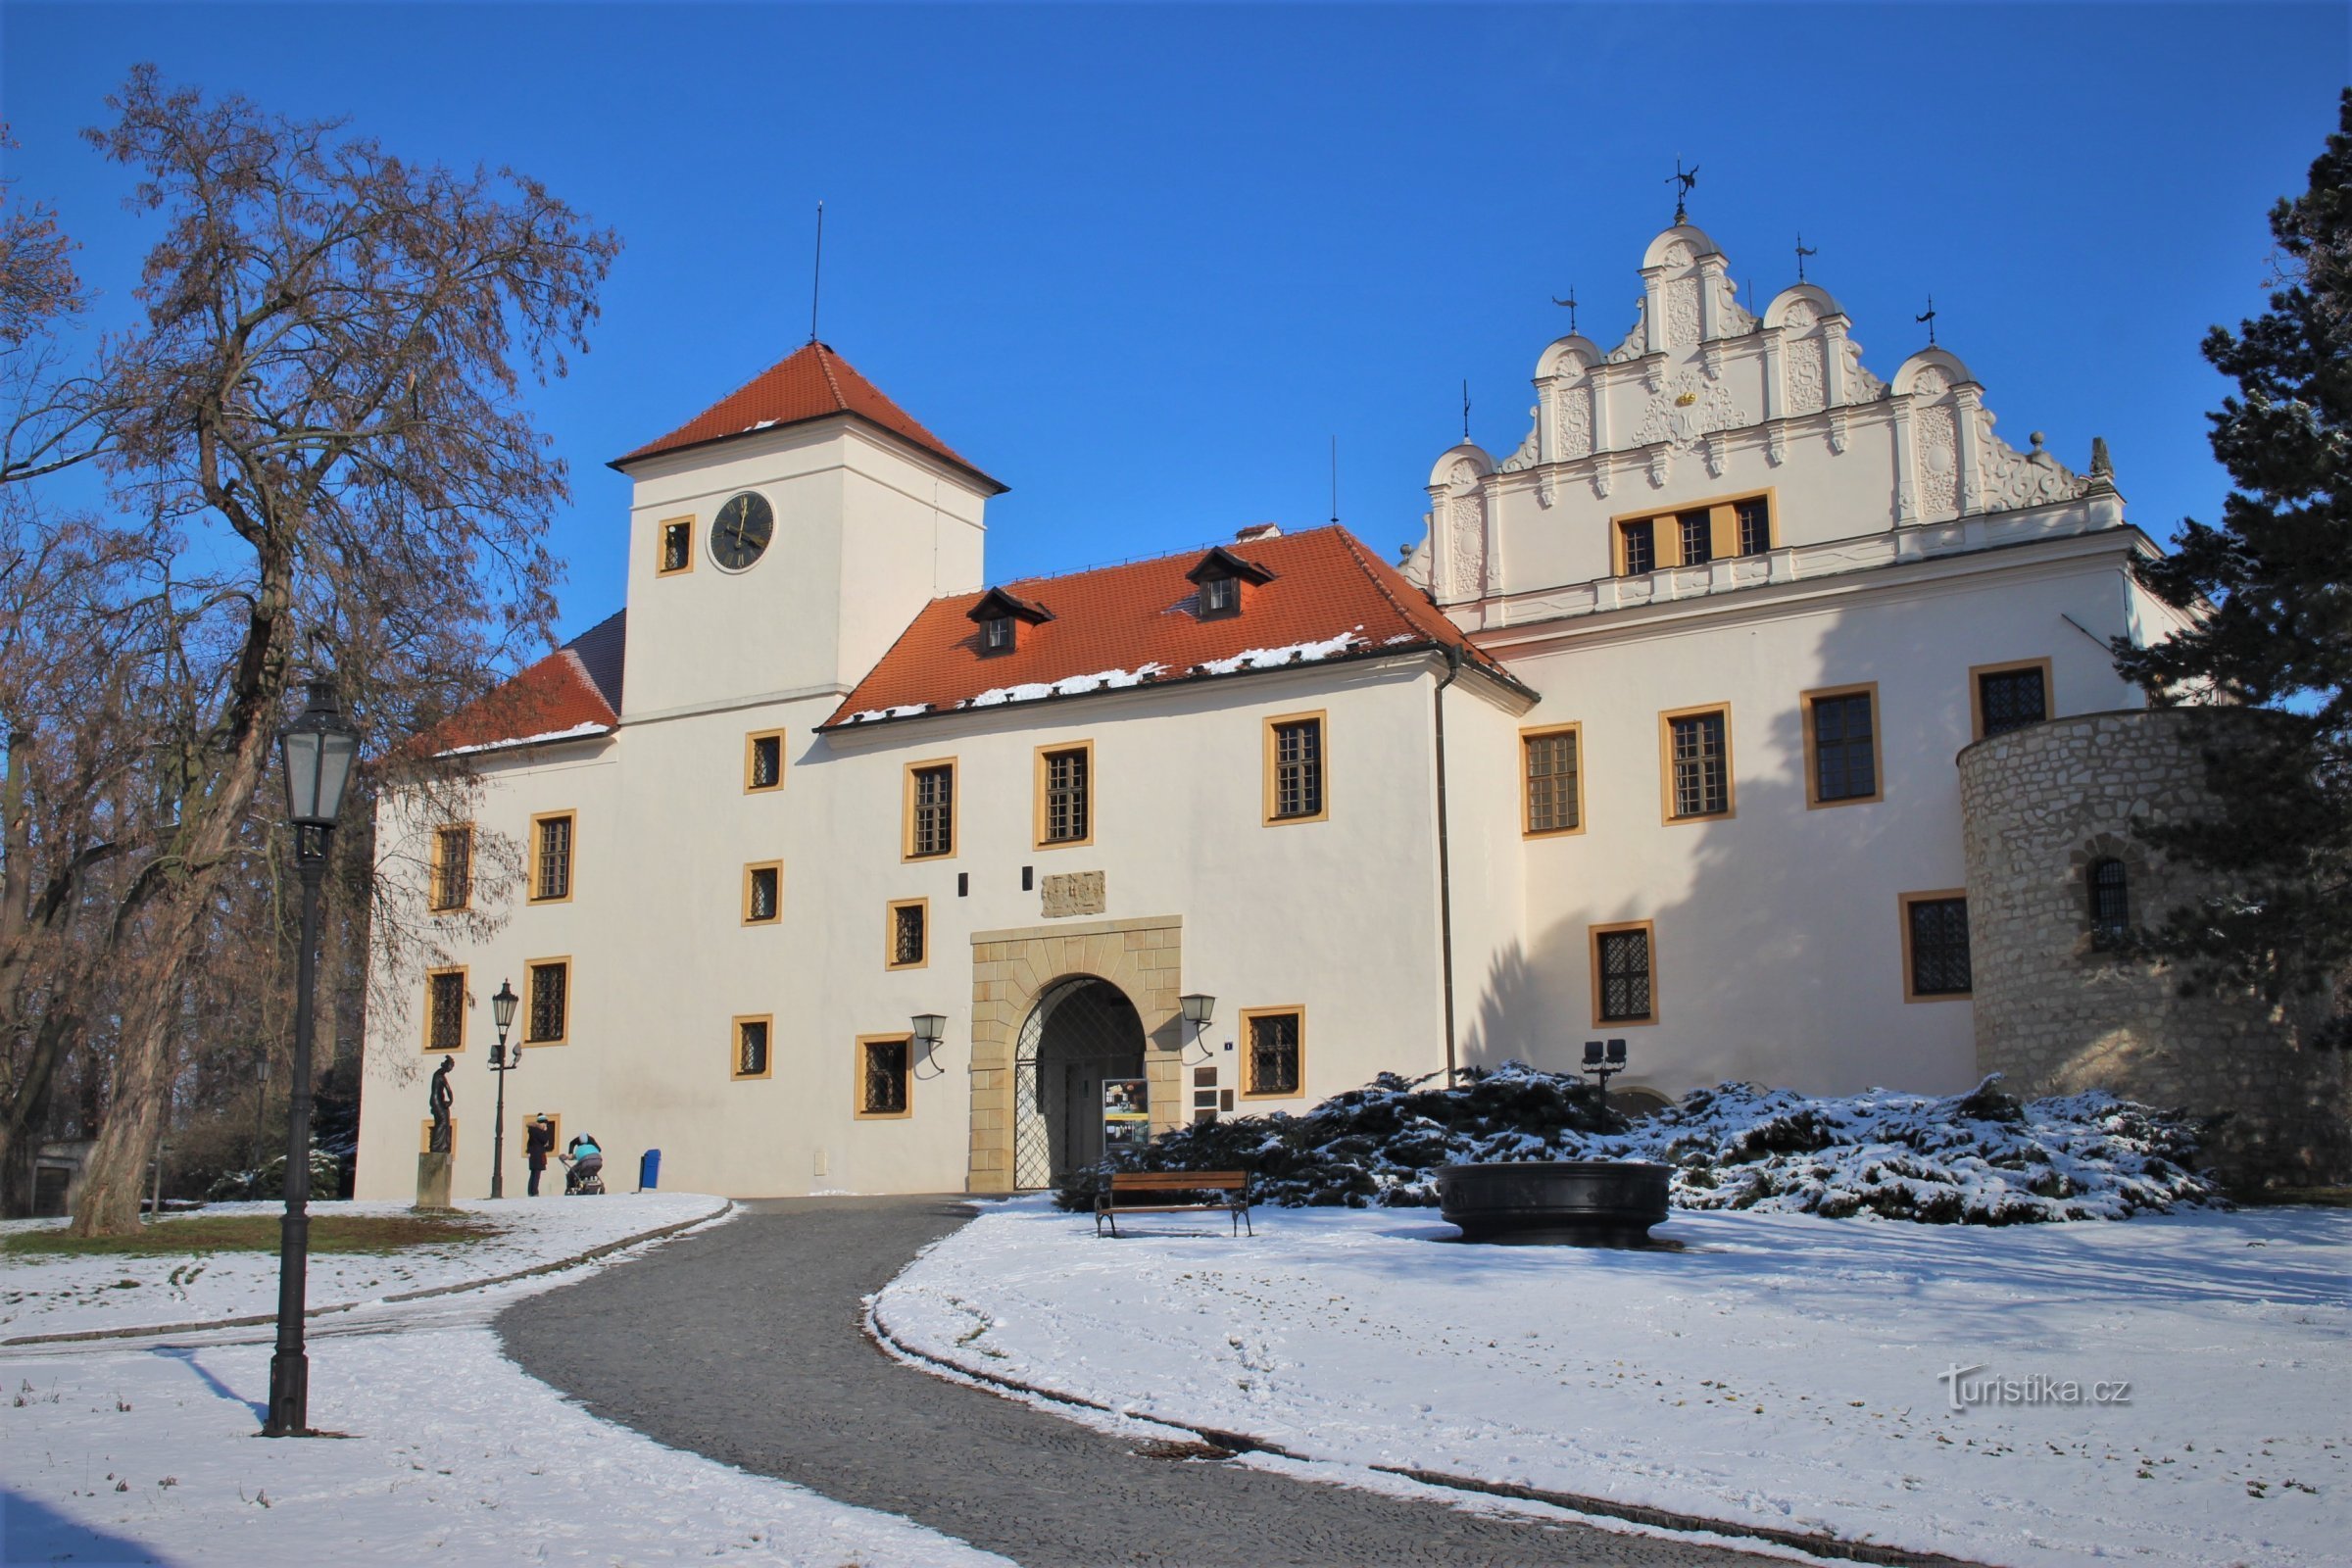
[427,971,465,1052]
[745,864,780,923]
[892,902,926,967]
[1978,667,2047,737]
[1810,694,1877,803]
[1597,928,1653,1022]
[1620,519,1655,576]
[1247,1011,1301,1096]
[1525,729,1581,833]
[1908,898,1972,996]
[526,960,567,1043]
[748,734,782,791]
[909,764,955,858]
[736,1019,769,1078]
[431,825,472,911]
[1271,719,1322,820]
[1668,711,1730,819]
[1678,511,1712,566]
[1042,748,1089,843]
[862,1038,910,1115]
[533,814,573,902]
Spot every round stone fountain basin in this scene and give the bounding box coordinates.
[1435,1160,1672,1247]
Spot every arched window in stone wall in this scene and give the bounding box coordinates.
[2087,858,2130,949]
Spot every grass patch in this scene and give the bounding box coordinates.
[2,1212,501,1258]
[2230,1185,2352,1209]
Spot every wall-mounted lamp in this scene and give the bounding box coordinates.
[911,1011,948,1077]
[1180,993,1215,1063]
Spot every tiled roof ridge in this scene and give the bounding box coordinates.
[988,527,1316,605]
[812,341,848,408]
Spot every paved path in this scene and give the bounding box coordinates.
[499,1196,1763,1568]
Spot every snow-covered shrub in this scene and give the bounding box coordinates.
[1054,1064,2222,1223]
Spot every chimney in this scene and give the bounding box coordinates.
[1234,523,1283,544]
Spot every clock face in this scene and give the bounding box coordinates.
[710,492,774,570]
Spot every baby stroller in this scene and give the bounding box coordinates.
[562,1135,607,1196]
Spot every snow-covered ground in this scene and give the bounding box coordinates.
[2,1195,725,1341]
[875,1197,2352,1568]
[4,1197,1011,1567]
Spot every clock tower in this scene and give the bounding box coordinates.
[609,342,1003,721]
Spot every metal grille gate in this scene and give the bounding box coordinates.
[1010,977,1145,1190]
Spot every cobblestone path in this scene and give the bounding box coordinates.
[499,1195,1763,1568]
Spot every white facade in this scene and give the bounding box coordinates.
[356,222,2184,1202]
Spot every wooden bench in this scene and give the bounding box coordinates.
[1095,1170,1254,1237]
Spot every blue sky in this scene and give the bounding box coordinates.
[4,3,2344,645]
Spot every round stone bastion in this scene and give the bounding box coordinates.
[1958,707,2350,1190]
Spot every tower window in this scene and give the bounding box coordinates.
[1678,511,1713,566]
[744,862,782,924]
[1974,662,2050,739]
[658,517,693,575]
[746,732,784,792]
[2088,858,2130,948]
[733,1016,771,1080]
[1619,518,1655,576]
[888,899,928,969]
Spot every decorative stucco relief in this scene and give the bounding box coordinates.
[1665,277,1702,348]
[1496,423,1541,472]
[1535,471,1557,510]
[1606,307,1648,364]
[1556,385,1593,460]
[1844,346,1888,404]
[1978,419,2090,513]
[1448,492,1487,597]
[1634,369,1740,452]
[1914,403,1960,522]
[1785,337,1826,416]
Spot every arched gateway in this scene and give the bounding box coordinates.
[1012,978,1146,1188]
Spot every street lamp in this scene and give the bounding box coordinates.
[1582,1038,1629,1111]
[1180,993,1216,1062]
[488,980,520,1199]
[265,674,360,1440]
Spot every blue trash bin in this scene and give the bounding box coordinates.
[638,1148,661,1192]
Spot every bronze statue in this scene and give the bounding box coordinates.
[427,1056,454,1152]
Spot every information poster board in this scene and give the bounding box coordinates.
[1102,1078,1151,1154]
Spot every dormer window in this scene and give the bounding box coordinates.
[966,585,1054,657]
[1185,545,1276,619]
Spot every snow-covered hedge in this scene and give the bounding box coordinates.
[1054,1065,2223,1223]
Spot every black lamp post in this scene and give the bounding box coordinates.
[265,674,360,1440]
[1582,1038,1630,1110]
[487,980,520,1199]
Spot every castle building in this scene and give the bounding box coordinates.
[354,220,2221,1202]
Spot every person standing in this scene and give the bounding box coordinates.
[524,1115,555,1198]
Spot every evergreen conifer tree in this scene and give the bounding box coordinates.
[2115,91,2351,1043]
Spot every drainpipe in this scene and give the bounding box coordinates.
[1434,647,1464,1085]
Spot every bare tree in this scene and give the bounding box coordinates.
[33,67,617,1235]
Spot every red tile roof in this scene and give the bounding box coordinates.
[822,527,1525,730]
[612,342,1004,491]
[411,613,624,759]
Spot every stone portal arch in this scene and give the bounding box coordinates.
[966,916,1183,1193]
[1011,977,1147,1189]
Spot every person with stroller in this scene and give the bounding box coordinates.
[562,1131,606,1196]
[524,1115,555,1197]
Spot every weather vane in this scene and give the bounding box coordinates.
[1916,294,1937,346]
[1795,233,1817,283]
[1667,158,1698,223]
[1461,379,1471,443]
[1550,284,1579,334]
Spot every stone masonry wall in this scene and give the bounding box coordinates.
[1959,708,2350,1188]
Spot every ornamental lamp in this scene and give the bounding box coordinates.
[492,980,519,1037]
[910,1012,947,1048]
[1180,994,1215,1027]
[277,677,361,830]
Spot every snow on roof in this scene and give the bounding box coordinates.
[823,527,1522,730]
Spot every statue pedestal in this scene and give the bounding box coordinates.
[415,1152,454,1211]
